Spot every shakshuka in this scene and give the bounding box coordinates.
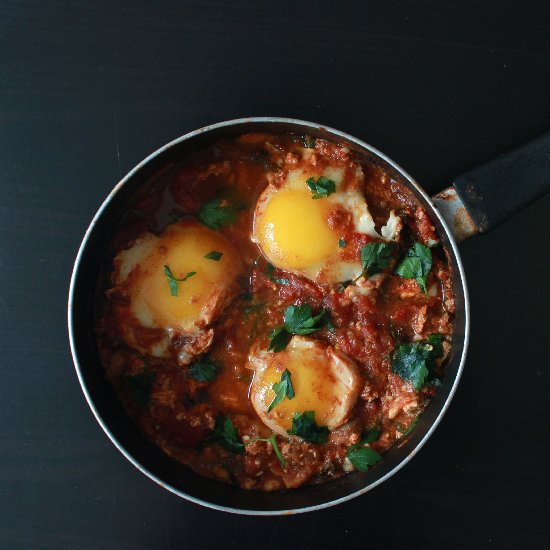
[95,133,455,491]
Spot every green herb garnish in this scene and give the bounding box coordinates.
[357,242,395,279]
[163,265,196,297]
[202,415,245,454]
[338,238,346,248]
[306,176,336,199]
[401,415,420,436]
[265,262,290,285]
[126,369,156,407]
[346,440,382,472]
[391,333,445,390]
[267,369,295,412]
[204,250,223,261]
[287,411,329,444]
[188,361,218,382]
[198,198,240,229]
[395,242,432,295]
[268,304,327,352]
[246,432,286,469]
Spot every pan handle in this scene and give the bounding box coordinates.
[432,131,550,242]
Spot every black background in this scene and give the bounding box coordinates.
[1,1,549,548]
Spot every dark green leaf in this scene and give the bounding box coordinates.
[202,415,245,454]
[188,361,218,382]
[391,342,431,391]
[265,262,290,285]
[126,370,156,407]
[163,265,196,297]
[401,415,420,436]
[361,428,381,444]
[359,242,395,277]
[347,445,382,472]
[338,238,346,248]
[204,250,223,261]
[267,327,292,352]
[391,334,444,390]
[306,176,336,199]
[395,242,432,295]
[198,199,239,229]
[287,411,329,443]
[267,369,295,412]
[268,304,327,352]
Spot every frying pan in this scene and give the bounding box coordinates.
[68,118,550,515]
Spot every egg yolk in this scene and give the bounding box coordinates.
[255,187,339,271]
[253,344,340,431]
[131,224,240,331]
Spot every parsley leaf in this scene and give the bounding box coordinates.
[360,428,381,444]
[267,326,292,352]
[287,411,329,443]
[338,238,346,248]
[347,444,382,472]
[188,361,218,382]
[265,262,290,285]
[202,415,245,454]
[198,199,240,229]
[204,250,223,261]
[267,369,295,412]
[395,242,432,295]
[391,333,445,390]
[401,415,420,436]
[126,369,156,407]
[246,432,286,469]
[268,304,327,352]
[359,242,395,278]
[306,176,336,199]
[163,265,196,297]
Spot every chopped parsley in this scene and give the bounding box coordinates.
[246,432,286,469]
[338,238,346,248]
[346,441,382,472]
[306,176,336,199]
[357,242,395,279]
[163,265,196,297]
[198,198,240,229]
[287,411,329,444]
[391,333,445,390]
[202,415,245,454]
[188,361,218,382]
[267,369,295,412]
[265,262,290,285]
[204,250,223,261]
[268,304,327,352]
[395,241,432,295]
[126,369,156,407]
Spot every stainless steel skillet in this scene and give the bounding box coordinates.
[68,118,550,515]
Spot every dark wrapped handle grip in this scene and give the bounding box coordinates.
[453,131,550,232]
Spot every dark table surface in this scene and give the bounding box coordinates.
[2,1,549,548]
